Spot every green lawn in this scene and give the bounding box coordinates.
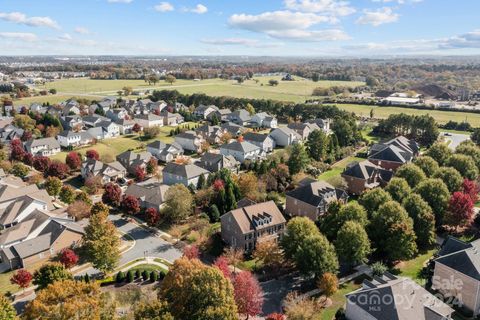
[128,263,166,273]
[0,261,44,295]
[318,156,365,182]
[394,249,436,284]
[11,94,102,105]
[321,276,367,320]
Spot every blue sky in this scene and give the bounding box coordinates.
[0,0,479,56]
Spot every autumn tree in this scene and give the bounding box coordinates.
[233,271,264,319]
[183,245,200,260]
[65,152,82,170]
[83,211,120,274]
[146,157,158,175]
[463,179,479,203]
[283,292,326,320]
[33,155,50,172]
[425,142,452,166]
[446,191,474,228]
[447,154,478,180]
[44,176,62,197]
[46,161,69,179]
[23,280,103,320]
[413,156,439,177]
[32,263,73,290]
[385,177,411,203]
[102,182,122,207]
[369,201,417,262]
[235,172,260,200]
[90,202,110,216]
[162,184,193,222]
[0,294,17,320]
[395,163,426,188]
[146,207,160,226]
[67,200,91,221]
[133,300,173,320]
[59,185,76,204]
[252,239,284,270]
[59,248,79,268]
[433,167,463,192]
[86,149,100,160]
[10,139,26,161]
[414,178,450,226]
[84,175,103,194]
[165,74,176,85]
[335,221,371,266]
[402,194,436,249]
[10,269,32,292]
[358,188,392,217]
[159,258,237,320]
[317,272,338,297]
[134,165,146,181]
[11,163,29,178]
[213,256,231,279]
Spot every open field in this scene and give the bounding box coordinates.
[35,76,364,104]
[12,94,102,105]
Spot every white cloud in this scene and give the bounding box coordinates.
[0,32,37,42]
[189,4,208,14]
[200,38,283,48]
[284,0,355,16]
[441,30,480,49]
[58,33,73,41]
[107,0,133,3]
[267,29,349,41]
[74,27,90,35]
[372,0,422,4]
[356,7,399,26]
[155,2,174,12]
[0,12,60,29]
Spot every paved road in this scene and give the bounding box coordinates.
[260,275,304,315]
[441,132,470,150]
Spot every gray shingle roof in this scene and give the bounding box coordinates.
[163,163,209,179]
[221,141,260,153]
[286,181,346,207]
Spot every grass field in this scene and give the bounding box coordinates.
[35,76,364,104]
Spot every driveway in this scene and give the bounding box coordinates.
[260,275,304,315]
[441,132,470,150]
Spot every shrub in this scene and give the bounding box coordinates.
[116,271,125,283]
[135,270,141,279]
[142,270,149,281]
[126,270,134,283]
[150,271,158,282]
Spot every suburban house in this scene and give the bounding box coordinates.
[115,119,135,135]
[147,140,167,158]
[81,158,126,184]
[160,111,184,126]
[125,182,170,211]
[207,108,232,122]
[194,104,218,119]
[61,99,81,116]
[251,112,278,128]
[197,152,239,173]
[287,122,320,140]
[306,118,331,134]
[345,273,454,320]
[148,101,168,114]
[285,181,348,221]
[57,130,93,148]
[151,142,184,163]
[226,109,252,126]
[0,210,84,270]
[220,141,262,163]
[368,136,419,171]
[106,108,129,122]
[0,125,24,144]
[82,115,110,128]
[269,127,301,147]
[342,160,394,195]
[24,137,61,156]
[116,150,153,174]
[162,163,209,187]
[0,194,50,229]
[220,200,286,252]
[134,113,164,128]
[174,131,205,153]
[60,115,83,131]
[195,125,229,144]
[87,121,120,140]
[29,103,46,114]
[432,236,480,316]
[243,132,276,153]
[0,184,54,211]
[221,122,247,137]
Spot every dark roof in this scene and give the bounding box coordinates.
[163,163,209,179]
[343,160,393,182]
[438,236,474,256]
[147,140,167,150]
[243,132,271,143]
[220,141,260,153]
[286,181,345,207]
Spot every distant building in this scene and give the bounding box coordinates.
[162,163,209,187]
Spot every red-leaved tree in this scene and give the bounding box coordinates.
[183,245,200,260]
[266,314,286,320]
[23,153,33,166]
[10,138,26,161]
[134,166,146,182]
[132,123,142,133]
[33,155,51,172]
[145,207,160,226]
[447,191,475,227]
[21,131,32,142]
[463,179,479,203]
[102,182,122,207]
[10,269,32,292]
[86,149,100,160]
[59,248,79,268]
[66,152,82,170]
[122,195,140,215]
[213,255,231,280]
[46,161,69,179]
[233,271,264,319]
[213,179,225,191]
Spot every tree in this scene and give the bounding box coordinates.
[23,280,103,320]
[132,123,142,133]
[233,271,264,319]
[283,292,326,320]
[183,245,200,260]
[33,155,50,172]
[11,163,29,178]
[165,74,177,85]
[159,258,238,320]
[67,200,91,221]
[32,263,73,290]
[456,142,480,170]
[281,217,319,258]
[197,173,206,190]
[10,139,26,161]
[252,239,284,270]
[146,158,158,175]
[235,172,259,200]
[425,142,452,166]
[369,201,417,262]
[146,207,160,226]
[395,163,426,188]
[44,176,62,197]
[317,272,338,297]
[122,195,140,215]
[10,269,32,292]
[266,313,286,320]
[46,161,69,179]
[0,294,17,320]
[433,167,463,192]
[133,300,174,320]
[463,179,479,203]
[83,211,120,274]
[162,184,193,222]
[306,130,328,161]
[414,178,450,226]
[214,255,231,279]
[472,128,480,145]
[224,247,244,273]
[402,194,436,249]
[287,143,309,175]
[385,177,411,203]
[413,156,439,177]
[335,221,371,266]
[134,166,146,182]
[245,103,255,116]
[358,188,392,216]
[65,152,81,170]
[446,191,474,227]
[447,154,478,180]
[319,201,368,240]
[59,185,76,204]
[86,149,100,160]
[370,262,388,277]
[102,182,122,207]
[59,248,79,268]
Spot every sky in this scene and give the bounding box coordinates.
[0,0,480,56]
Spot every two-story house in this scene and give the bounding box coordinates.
[251,112,278,128]
[162,163,210,187]
[134,114,164,128]
[243,132,276,153]
[81,158,126,184]
[220,141,262,163]
[24,138,61,156]
[197,152,239,173]
[269,127,301,147]
[57,130,94,148]
[342,160,393,195]
[174,131,205,153]
[226,109,252,126]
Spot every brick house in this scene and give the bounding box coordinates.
[342,160,393,195]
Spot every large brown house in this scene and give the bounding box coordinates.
[220,201,286,252]
[367,136,419,171]
[285,181,348,221]
[342,160,393,195]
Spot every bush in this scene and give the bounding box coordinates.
[116,271,125,283]
[135,270,141,279]
[142,270,149,281]
[334,307,346,320]
[126,270,134,283]
[150,271,158,282]
[371,262,388,277]
[159,270,167,280]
